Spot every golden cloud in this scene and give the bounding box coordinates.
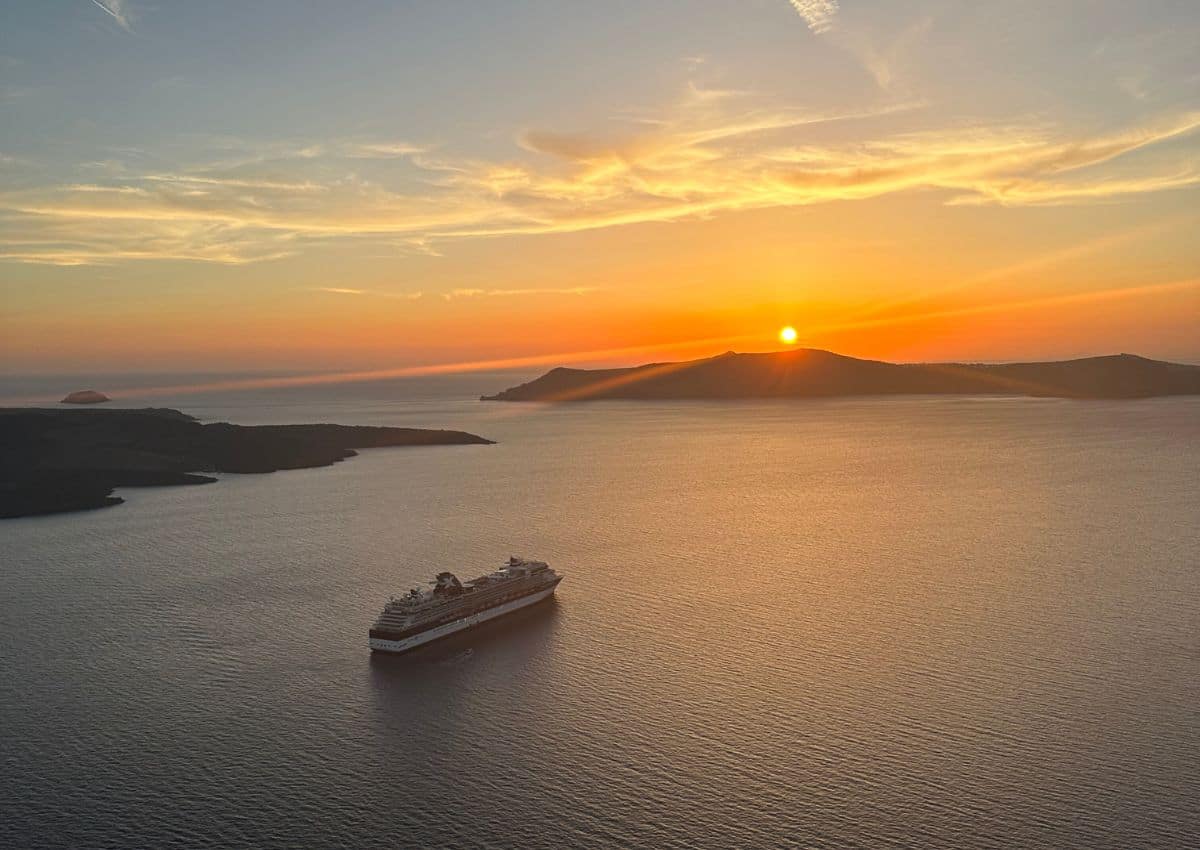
[1,90,1197,266]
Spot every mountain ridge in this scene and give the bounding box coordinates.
[482,349,1200,402]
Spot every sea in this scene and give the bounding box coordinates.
[2,371,1198,849]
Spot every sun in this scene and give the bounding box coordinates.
[778,325,798,345]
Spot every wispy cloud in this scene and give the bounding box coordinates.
[1,85,34,103]
[788,0,839,35]
[309,285,593,301]
[442,287,598,300]
[344,142,427,159]
[767,110,1200,206]
[90,0,133,32]
[2,89,1198,266]
[844,15,933,93]
[796,278,1200,341]
[312,286,423,299]
[142,173,326,192]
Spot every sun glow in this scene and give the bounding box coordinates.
[779,326,799,345]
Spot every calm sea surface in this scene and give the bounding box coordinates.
[2,374,1199,849]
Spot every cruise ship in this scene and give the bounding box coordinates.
[369,557,562,653]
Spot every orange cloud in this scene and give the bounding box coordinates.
[5,88,1196,267]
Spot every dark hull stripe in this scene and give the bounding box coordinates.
[369,588,557,654]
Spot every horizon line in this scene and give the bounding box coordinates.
[2,344,1199,408]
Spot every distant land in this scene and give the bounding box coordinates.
[61,390,109,404]
[0,408,492,519]
[483,349,1200,402]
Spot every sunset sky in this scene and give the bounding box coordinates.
[2,1,1198,373]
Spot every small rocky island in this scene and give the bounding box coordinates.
[61,390,110,404]
[0,407,493,518]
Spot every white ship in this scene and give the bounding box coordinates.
[369,557,562,654]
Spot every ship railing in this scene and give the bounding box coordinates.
[395,578,550,622]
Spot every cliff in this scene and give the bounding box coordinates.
[0,407,492,518]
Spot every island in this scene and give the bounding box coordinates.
[483,349,1200,402]
[0,407,493,519]
[61,390,110,404]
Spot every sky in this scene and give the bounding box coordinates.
[1,0,1198,374]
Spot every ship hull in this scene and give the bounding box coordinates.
[369,583,558,654]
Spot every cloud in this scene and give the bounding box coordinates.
[442,287,598,300]
[90,0,133,32]
[1,90,1198,266]
[1,85,34,103]
[796,277,1200,341]
[765,111,1200,206]
[142,173,326,192]
[788,0,839,34]
[842,15,933,93]
[344,142,427,159]
[312,286,424,299]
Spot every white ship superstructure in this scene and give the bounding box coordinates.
[369,557,562,653]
